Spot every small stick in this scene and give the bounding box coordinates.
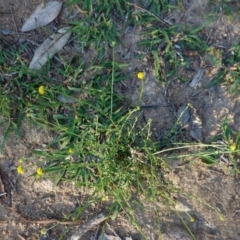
[67,213,108,240]
[106,222,121,238]
[0,167,16,192]
[126,2,172,25]
[17,234,27,240]
[74,4,88,14]
[0,167,15,207]
[21,217,83,225]
[6,186,12,207]
[93,225,101,240]
[9,4,20,43]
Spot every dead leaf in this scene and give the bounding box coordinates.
[22,1,62,32]
[67,212,107,240]
[29,27,71,70]
[57,94,77,104]
[189,68,204,88]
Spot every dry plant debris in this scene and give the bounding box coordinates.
[21,1,62,32]
[29,27,71,70]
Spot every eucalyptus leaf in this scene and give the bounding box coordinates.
[57,94,77,103]
[29,27,71,70]
[190,68,204,88]
[22,1,62,32]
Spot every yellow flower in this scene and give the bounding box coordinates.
[137,71,145,80]
[190,217,195,222]
[40,228,47,235]
[230,144,236,151]
[220,215,225,221]
[68,148,74,154]
[17,165,24,175]
[102,196,108,202]
[36,167,43,176]
[38,85,45,95]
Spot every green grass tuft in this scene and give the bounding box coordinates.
[1,0,240,238]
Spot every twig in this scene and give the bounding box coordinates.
[9,4,20,43]
[67,212,108,240]
[20,216,83,225]
[74,4,88,14]
[126,2,172,25]
[93,224,101,240]
[17,234,27,240]
[0,168,16,191]
[127,104,170,110]
[0,166,15,207]
[106,222,121,238]
[6,186,12,207]
[140,104,169,109]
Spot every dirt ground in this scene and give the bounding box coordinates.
[1,0,240,239]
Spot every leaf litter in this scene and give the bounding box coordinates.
[21,1,62,32]
[29,27,71,70]
[189,68,204,88]
[57,94,77,104]
[1,0,240,239]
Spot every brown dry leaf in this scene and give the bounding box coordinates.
[22,1,62,32]
[29,27,71,70]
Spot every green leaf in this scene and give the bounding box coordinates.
[12,122,21,139]
[111,203,121,220]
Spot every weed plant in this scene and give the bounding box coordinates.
[1,0,240,239]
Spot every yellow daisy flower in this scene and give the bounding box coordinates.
[230,144,236,151]
[17,165,24,175]
[40,228,47,235]
[190,217,195,222]
[68,148,74,154]
[38,85,45,95]
[102,196,108,202]
[220,215,225,221]
[36,167,43,176]
[137,71,145,80]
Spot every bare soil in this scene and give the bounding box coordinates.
[1,0,240,239]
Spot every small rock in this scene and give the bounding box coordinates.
[189,106,202,141]
[1,29,11,35]
[98,233,121,240]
